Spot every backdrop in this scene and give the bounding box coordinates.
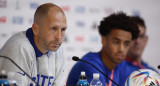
[0,0,160,82]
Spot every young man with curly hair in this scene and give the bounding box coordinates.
[67,12,139,86]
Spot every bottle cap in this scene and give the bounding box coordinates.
[93,73,100,79]
[81,71,85,76]
[79,71,87,79]
[1,70,6,75]
[0,70,7,78]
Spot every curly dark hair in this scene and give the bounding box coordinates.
[98,12,139,40]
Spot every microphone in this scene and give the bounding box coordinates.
[0,55,40,86]
[72,56,119,86]
[158,65,160,69]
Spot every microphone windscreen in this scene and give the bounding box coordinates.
[158,65,160,69]
[72,56,80,61]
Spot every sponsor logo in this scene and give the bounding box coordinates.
[76,21,85,27]
[75,36,84,42]
[30,74,54,86]
[29,2,39,10]
[15,0,20,10]
[12,16,23,24]
[61,5,70,12]
[104,7,114,15]
[132,10,140,16]
[89,36,100,43]
[0,0,7,8]
[89,8,100,13]
[91,21,98,30]
[0,16,6,23]
[75,6,85,13]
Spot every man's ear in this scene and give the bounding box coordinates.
[102,36,107,47]
[32,23,39,36]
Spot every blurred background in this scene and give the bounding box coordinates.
[0,0,160,81]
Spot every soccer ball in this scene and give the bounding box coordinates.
[125,69,160,86]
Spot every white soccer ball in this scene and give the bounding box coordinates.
[125,69,160,86]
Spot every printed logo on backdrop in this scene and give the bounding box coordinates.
[0,0,7,8]
[89,36,100,44]
[104,7,114,15]
[91,21,98,30]
[75,36,84,42]
[132,10,140,16]
[30,2,39,10]
[0,16,6,23]
[61,5,70,12]
[75,6,85,13]
[12,16,23,24]
[15,0,20,10]
[76,21,85,28]
[89,8,100,13]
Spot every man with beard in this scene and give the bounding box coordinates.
[0,3,67,86]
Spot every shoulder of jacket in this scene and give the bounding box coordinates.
[0,31,35,55]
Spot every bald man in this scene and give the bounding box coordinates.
[0,3,67,86]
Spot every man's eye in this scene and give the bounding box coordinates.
[62,28,66,31]
[124,41,130,46]
[52,27,56,30]
[52,28,56,30]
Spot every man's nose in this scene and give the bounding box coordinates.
[55,30,61,39]
[118,43,124,52]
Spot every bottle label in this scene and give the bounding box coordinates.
[77,80,89,86]
[0,79,10,86]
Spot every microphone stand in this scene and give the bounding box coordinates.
[73,56,119,86]
[0,55,40,86]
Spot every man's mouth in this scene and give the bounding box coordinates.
[116,54,123,59]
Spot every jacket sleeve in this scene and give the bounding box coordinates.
[0,33,35,86]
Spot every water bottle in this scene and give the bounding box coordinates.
[0,70,10,86]
[0,70,17,86]
[77,71,89,86]
[90,73,102,86]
